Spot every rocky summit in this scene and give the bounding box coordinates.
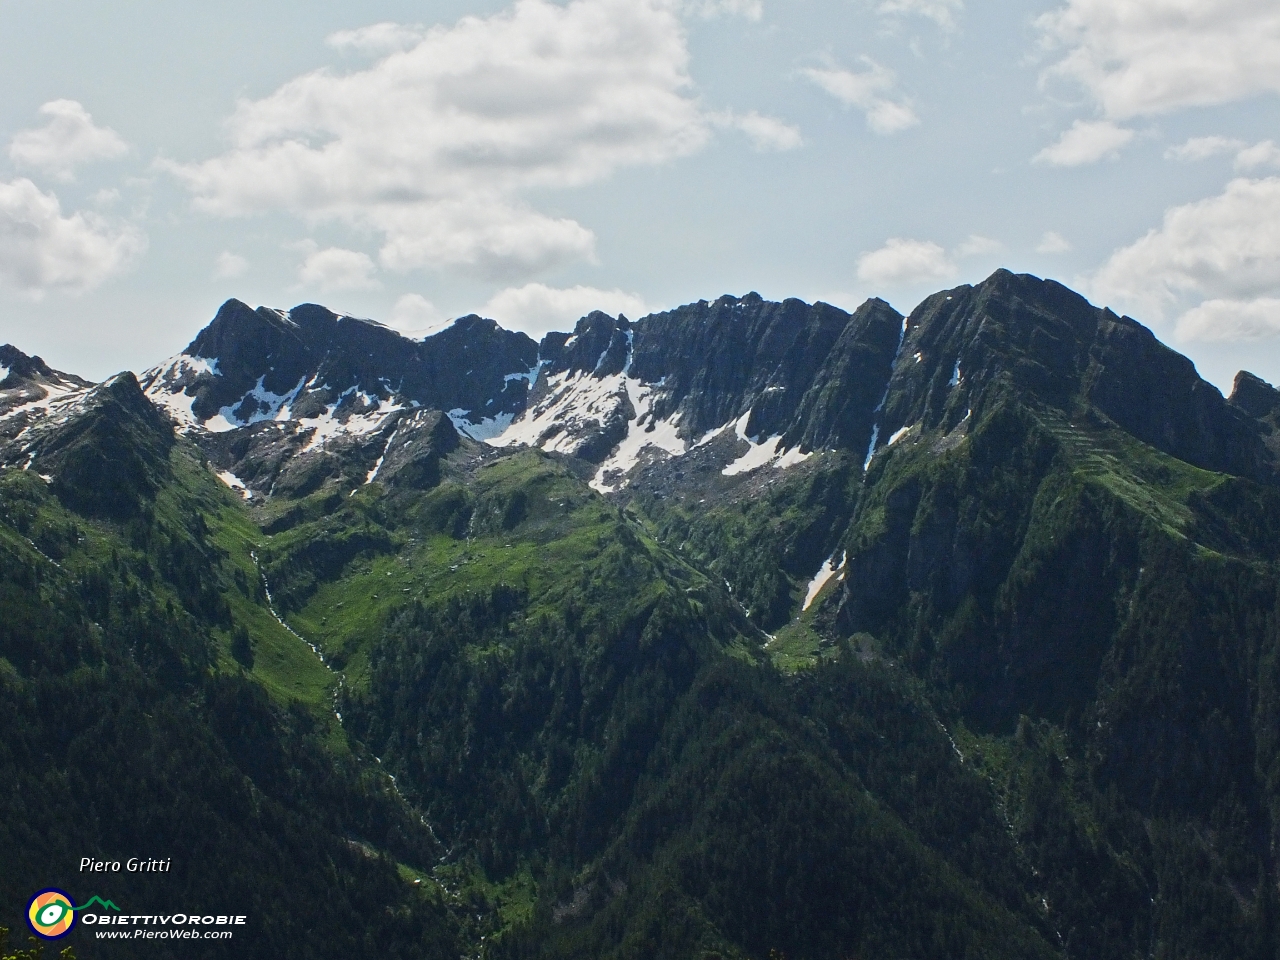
[3,269,1280,960]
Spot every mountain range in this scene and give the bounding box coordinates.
[3,269,1279,960]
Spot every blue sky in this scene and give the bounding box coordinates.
[1,0,1279,392]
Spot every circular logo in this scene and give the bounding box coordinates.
[27,889,77,940]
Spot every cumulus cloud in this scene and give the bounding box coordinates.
[0,178,143,296]
[1037,0,1280,120]
[955,234,1001,257]
[1034,119,1133,166]
[1165,135,1246,162]
[296,244,379,291]
[387,293,454,336]
[712,111,802,151]
[1037,231,1072,254]
[802,59,919,134]
[684,0,762,19]
[857,238,956,287]
[1236,140,1280,171]
[1175,297,1280,341]
[166,0,720,281]
[877,0,963,31]
[1090,176,1280,341]
[327,22,427,55]
[214,251,248,279]
[482,282,653,337]
[9,100,129,181]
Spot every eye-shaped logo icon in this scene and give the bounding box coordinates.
[27,889,77,939]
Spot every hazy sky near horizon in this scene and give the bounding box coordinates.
[1,0,1279,392]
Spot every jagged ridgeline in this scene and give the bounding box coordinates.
[1,269,1279,959]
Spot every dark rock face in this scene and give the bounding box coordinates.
[149,300,539,430]
[1229,371,1280,420]
[525,294,906,468]
[0,344,92,407]
[874,270,1278,484]
[33,374,176,519]
[631,293,889,441]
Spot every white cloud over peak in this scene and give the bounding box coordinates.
[684,0,763,20]
[1037,231,1072,254]
[1034,119,1133,166]
[955,234,1001,257]
[483,283,653,337]
[803,59,918,135]
[296,244,379,292]
[1164,137,1280,172]
[0,178,144,296]
[876,0,963,32]
[214,251,248,279]
[1236,140,1280,171]
[1038,0,1280,120]
[1175,298,1280,342]
[327,22,427,55]
[167,0,724,281]
[388,294,452,336]
[9,100,129,181]
[857,238,956,287]
[712,111,802,151]
[1165,136,1246,162]
[1090,177,1280,342]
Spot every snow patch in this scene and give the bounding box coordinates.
[774,444,812,470]
[590,382,685,492]
[803,552,846,612]
[887,424,911,447]
[0,365,10,383]
[862,425,880,472]
[723,435,783,476]
[488,368,628,455]
[366,424,401,484]
[720,411,813,476]
[449,409,515,441]
[217,470,253,500]
[299,392,400,452]
[863,315,909,473]
[207,375,308,432]
[505,360,544,388]
[949,360,961,387]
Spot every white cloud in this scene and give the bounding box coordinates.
[8,100,129,181]
[482,282,652,337]
[1175,297,1280,341]
[1033,119,1133,166]
[1037,231,1072,253]
[388,293,452,336]
[214,251,248,279]
[327,22,427,55]
[0,178,144,296]
[1236,140,1280,171]
[166,0,718,281]
[856,238,956,287]
[1091,177,1280,343]
[802,59,919,134]
[1037,0,1280,120]
[1165,136,1246,162]
[955,234,1001,257]
[296,244,379,291]
[877,0,963,31]
[684,0,762,20]
[713,111,802,151]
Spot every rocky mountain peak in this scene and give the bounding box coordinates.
[866,269,1278,484]
[1229,370,1280,420]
